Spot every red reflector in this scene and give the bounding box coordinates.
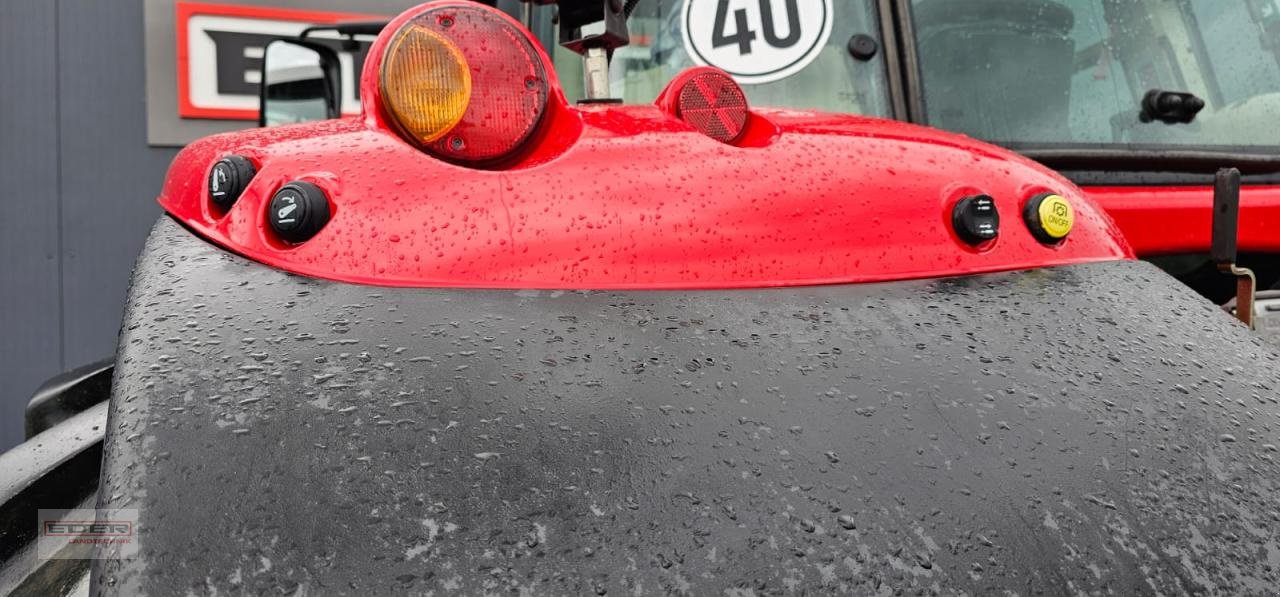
[675,71,748,144]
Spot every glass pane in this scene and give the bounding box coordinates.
[547,0,892,117]
[262,41,330,126]
[910,0,1280,151]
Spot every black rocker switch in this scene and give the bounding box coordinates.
[209,156,256,211]
[268,181,331,244]
[952,195,1000,245]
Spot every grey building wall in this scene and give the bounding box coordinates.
[1,0,179,452]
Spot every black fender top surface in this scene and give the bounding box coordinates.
[93,217,1280,595]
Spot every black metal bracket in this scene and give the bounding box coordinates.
[1212,167,1257,329]
[552,0,630,55]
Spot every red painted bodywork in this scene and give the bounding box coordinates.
[1084,186,1280,256]
[158,1,1134,290]
[158,109,1133,289]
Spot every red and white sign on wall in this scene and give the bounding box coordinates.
[176,2,383,120]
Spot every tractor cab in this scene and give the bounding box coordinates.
[541,0,1280,316]
[258,0,1280,325]
[547,0,1280,151]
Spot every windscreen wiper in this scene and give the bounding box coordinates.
[1021,147,1280,175]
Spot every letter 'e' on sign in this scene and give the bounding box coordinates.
[681,0,834,85]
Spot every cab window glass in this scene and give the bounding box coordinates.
[911,0,1280,150]
[546,0,892,117]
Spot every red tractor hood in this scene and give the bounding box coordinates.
[158,106,1132,289]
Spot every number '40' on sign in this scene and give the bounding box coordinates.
[681,0,835,85]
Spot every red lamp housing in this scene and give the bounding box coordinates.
[373,1,553,165]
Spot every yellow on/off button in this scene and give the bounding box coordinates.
[1024,193,1074,243]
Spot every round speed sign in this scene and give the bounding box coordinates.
[681,0,834,85]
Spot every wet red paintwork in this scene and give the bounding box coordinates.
[1084,186,1280,256]
[158,106,1133,289]
[156,1,1133,290]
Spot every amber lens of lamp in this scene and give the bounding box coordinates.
[380,23,472,144]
